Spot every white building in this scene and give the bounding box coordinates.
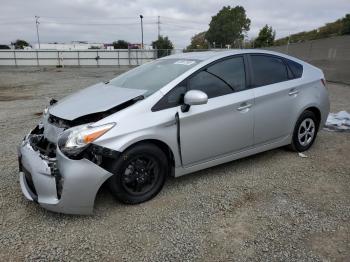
[33,41,106,50]
[31,41,154,50]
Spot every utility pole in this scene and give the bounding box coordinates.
[35,16,40,49]
[286,34,291,54]
[139,15,144,49]
[157,16,160,39]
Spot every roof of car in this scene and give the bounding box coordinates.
[162,51,222,61]
[163,49,293,61]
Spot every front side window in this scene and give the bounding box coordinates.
[206,56,246,92]
[188,71,233,99]
[250,55,288,87]
[152,81,187,111]
[152,56,246,111]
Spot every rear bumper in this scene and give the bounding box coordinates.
[18,134,113,215]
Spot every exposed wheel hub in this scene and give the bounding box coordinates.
[121,156,159,195]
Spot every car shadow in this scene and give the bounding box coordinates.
[37,146,291,219]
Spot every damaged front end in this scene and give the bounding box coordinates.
[18,117,119,214]
[17,99,141,214]
[18,83,146,214]
[19,125,63,201]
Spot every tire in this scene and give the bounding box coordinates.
[107,143,168,204]
[289,110,319,152]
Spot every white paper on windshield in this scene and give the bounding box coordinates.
[174,60,196,66]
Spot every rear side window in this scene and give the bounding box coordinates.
[206,56,246,92]
[250,55,288,87]
[286,59,303,78]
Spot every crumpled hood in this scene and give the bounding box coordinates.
[49,82,147,121]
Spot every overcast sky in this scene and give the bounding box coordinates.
[0,0,349,48]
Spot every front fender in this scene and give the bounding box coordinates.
[93,123,181,168]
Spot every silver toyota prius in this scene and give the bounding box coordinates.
[18,50,330,214]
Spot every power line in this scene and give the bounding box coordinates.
[161,16,208,25]
[0,15,205,25]
[161,22,205,30]
[0,22,33,26]
[39,15,158,20]
[0,20,158,27]
[39,21,157,26]
[0,15,207,45]
[0,18,33,22]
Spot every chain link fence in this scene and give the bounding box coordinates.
[1,36,349,84]
[0,49,175,67]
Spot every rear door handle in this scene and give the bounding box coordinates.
[237,103,252,111]
[288,89,299,96]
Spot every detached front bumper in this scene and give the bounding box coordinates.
[18,134,113,215]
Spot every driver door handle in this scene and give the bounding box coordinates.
[288,89,299,96]
[237,103,252,111]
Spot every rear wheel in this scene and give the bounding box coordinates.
[289,110,319,152]
[108,143,168,204]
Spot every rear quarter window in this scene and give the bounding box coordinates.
[286,59,303,79]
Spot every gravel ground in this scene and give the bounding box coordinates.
[0,67,349,261]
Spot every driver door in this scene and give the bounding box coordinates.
[178,56,254,166]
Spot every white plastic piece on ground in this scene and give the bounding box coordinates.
[298,152,308,158]
[324,111,350,132]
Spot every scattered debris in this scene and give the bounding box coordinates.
[298,152,308,158]
[324,111,350,132]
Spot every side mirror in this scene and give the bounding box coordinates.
[181,90,208,112]
[184,90,208,105]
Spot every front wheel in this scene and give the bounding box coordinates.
[108,143,168,204]
[289,110,319,152]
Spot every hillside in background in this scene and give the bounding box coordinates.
[274,13,350,46]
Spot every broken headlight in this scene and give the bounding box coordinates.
[58,123,115,156]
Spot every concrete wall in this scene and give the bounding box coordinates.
[265,35,350,84]
[0,49,158,67]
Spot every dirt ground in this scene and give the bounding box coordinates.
[0,67,349,261]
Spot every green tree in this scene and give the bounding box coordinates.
[152,36,174,58]
[274,13,350,46]
[112,40,129,49]
[11,39,30,49]
[254,25,276,48]
[186,31,209,50]
[205,5,250,47]
[318,21,343,38]
[341,14,350,35]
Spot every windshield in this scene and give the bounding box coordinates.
[109,58,199,97]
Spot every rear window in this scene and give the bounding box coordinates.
[250,55,289,87]
[286,59,303,78]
